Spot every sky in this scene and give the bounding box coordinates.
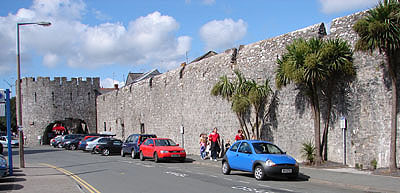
[0,0,378,92]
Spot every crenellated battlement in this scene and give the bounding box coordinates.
[21,77,100,87]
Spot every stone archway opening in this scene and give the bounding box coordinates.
[42,118,89,145]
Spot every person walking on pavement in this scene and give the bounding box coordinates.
[208,127,220,161]
[235,129,245,141]
[199,133,207,160]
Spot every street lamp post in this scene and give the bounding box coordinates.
[16,21,51,168]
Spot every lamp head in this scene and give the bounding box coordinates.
[37,22,51,26]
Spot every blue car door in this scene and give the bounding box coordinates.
[228,142,241,169]
[236,142,254,172]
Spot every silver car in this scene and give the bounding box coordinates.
[85,137,113,152]
[0,136,19,147]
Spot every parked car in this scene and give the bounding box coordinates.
[0,143,3,155]
[0,136,19,147]
[93,139,123,156]
[222,140,299,180]
[139,138,186,163]
[64,135,85,150]
[86,137,114,152]
[59,134,85,148]
[121,134,157,159]
[78,136,99,150]
[50,135,63,147]
[0,155,7,177]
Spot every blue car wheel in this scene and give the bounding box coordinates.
[254,165,265,180]
[222,161,231,175]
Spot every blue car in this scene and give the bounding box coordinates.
[222,140,299,180]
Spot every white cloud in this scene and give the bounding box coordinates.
[319,0,377,14]
[199,18,247,51]
[43,53,59,67]
[203,0,215,5]
[100,78,125,88]
[0,0,191,76]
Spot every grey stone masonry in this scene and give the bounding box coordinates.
[96,11,399,168]
[21,77,100,145]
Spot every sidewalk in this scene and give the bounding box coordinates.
[0,163,82,193]
[187,154,400,193]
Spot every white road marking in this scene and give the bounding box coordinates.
[165,171,187,178]
[238,180,250,184]
[223,177,233,181]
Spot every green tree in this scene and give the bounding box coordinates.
[277,38,354,164]
[320,39,355,160]
[212,70,273,140]
[353,0,400,172]
[276,38,327,165]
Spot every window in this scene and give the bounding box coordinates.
[140,123,145,134]
[230,142,240,152]
[103,122,106,132]
[132,136,139,143]
[113,140,122,146]
[143,139,151,145]
[238,142,252,154]
[34,92,37,103]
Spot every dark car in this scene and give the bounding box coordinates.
[222,140,299,180]
[64,136,85,150]
[121,134,157,158]
[94,139,123,156]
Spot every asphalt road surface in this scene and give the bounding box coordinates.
[15,146,367,193]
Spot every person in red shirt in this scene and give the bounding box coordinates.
[208,127,220,161]
[235,129,244,141]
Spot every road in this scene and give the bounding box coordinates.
[9,146,372,193]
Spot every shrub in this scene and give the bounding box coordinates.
[301,140,315,165]
[370,159,377,170]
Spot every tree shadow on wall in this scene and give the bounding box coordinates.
[260,91,279,143]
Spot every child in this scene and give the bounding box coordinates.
[199,134,207,160]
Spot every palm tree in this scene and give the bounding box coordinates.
[276,38,327,165]
[212,70,273,140]
[319,39,355,160]
[353,0,400,172]
[248,79,273,139]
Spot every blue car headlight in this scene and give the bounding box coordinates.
[265,159,276,167]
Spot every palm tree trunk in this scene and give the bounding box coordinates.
[388,55,398,172]
[255,108,260,140]
[237,113,250,139]
[321,89,333,161]
[311,87,322,165]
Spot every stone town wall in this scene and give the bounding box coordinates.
[21,77,100,145]
[97,11,399,168]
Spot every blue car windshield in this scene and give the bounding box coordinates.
[252,143,283,154]
[155,139,176,146]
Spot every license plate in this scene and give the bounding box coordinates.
[171,154,180,157]
[282,169,292,173]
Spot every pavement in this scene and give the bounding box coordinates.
[0,153,399,193]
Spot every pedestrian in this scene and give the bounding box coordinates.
[199,133,207,160]
[208,127,220,161]
[223,139,231,156]
[235,129,245,141]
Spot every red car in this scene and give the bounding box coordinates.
[139,138,186,162]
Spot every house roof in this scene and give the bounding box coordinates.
[125,69,161,85]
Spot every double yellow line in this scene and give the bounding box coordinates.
[40,163,101,193]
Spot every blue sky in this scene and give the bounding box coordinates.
[0,0,377,91]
